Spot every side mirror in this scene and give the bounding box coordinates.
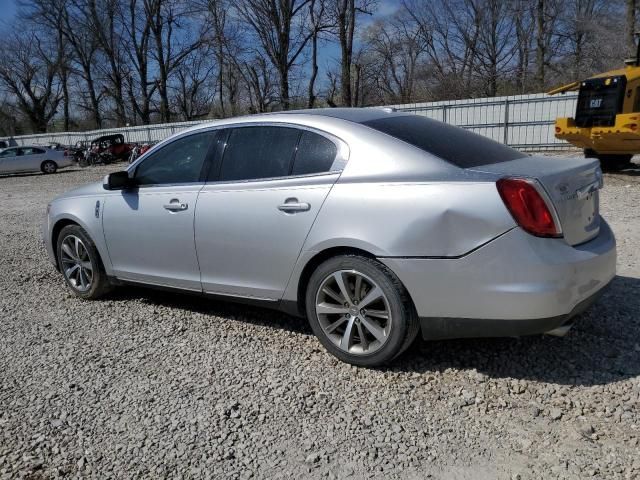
[103,171,133,190]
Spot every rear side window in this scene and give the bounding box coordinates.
[220,126,300,181]
[291,131,338,175]
[362,115,526,168]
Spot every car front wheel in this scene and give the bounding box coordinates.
[56,225,112,299]
[305,255,419,367]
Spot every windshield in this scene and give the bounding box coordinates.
[361,115,527,168]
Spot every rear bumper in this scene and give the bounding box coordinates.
[379,220,616,340]
[417,286,606,340]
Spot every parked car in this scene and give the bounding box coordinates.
[43,109,616,366]
[90,133,134,161]
[0,146,73,175]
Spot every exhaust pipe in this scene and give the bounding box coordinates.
[545,322,574,337]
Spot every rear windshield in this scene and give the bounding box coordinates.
[362,115,527,168]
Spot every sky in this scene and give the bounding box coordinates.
[1,0,17,19]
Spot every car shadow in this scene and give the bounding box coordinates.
[106,286,313,336]
[390,275,640,386]
[105,275,640,387]
[604,159,640,176]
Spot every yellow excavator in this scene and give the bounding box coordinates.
[549,42,640,171]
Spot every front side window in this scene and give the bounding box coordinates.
[135,131,215,185]
[291,131,338,175]
[0,148,17,158]
[219,126,300,181]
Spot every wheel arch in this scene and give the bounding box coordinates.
[50,216,109,272]
[292,246,378,317]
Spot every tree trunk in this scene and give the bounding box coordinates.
[535,0,545,90]
[627,0,637,59]
[280,68,290,110]
[308,27,319,109]
[338,0,355,106]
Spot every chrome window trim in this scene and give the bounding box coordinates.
[126,121,350,188]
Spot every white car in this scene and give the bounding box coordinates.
[0,146,73,175]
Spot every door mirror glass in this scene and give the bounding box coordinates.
[103,171,132,190]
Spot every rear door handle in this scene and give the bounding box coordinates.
[164,200,188,212]
[278,199,311,213]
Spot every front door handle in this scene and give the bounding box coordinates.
[164,199,188,212]
[278,198,311,213]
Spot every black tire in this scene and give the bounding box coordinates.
[583,148,597,159]
[56,225,112,299]
[41,160,58,174]
[597,154,632,172]
[305,255,419,367]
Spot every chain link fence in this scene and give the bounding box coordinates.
[4,92,579,152]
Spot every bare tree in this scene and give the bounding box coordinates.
[327,0,375,106]
[0,31,62,132]
[122,0,155,124]
[364,11,429,103]
[173,50,216,120]
[237,0,313,110]
[146,0,208,122]
[88,0,129,126]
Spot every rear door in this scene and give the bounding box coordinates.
[194,125,346,300]
[19,147,46,171]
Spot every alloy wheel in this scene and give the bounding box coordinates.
[43,162,56,173]
[60,235,93,292]
[315,270,392,355]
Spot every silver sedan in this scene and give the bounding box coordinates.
[0,145,73,175]
[43,109,616,366]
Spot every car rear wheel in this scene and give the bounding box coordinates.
[305,255,419,367]
[41,160,58,174]
[56,225,112,299]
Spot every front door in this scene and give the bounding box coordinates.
[102,130,217,290]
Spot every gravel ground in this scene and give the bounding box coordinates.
[0,161,639,479]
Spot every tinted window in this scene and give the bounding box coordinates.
[21,147,44,155]
[362,115,526,168]
[291,131,338,175]
[0,148,17,158]
[135,131,214,185]
[220,127,300,181]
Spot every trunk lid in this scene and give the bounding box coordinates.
[470,156,602,246]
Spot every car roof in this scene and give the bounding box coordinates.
[282,107,404,123]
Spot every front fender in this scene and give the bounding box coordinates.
[47,196,113,275]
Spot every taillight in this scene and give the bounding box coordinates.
[496,178,561,238]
